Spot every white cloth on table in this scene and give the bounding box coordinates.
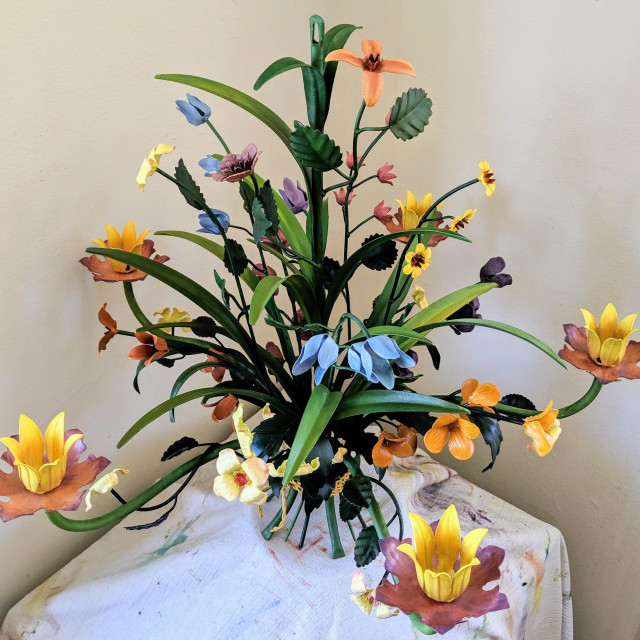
[1,451,572,639]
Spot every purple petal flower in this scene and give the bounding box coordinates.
[176,94,211,126]
[213,144,260,183]
[447,298,482,335]
[199,156,220,177]
[396,349,419,378]
[347,336,415,389]
[197,210,230,235]
[480,257,512,288]
[278,178,308,214]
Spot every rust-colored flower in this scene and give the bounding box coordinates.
[127,332,169,366]
[0,414,110,522]
[203,349,227,383]
[372,425,418,467]
[265,341,284,364]
[212,144,260,183]
[295,309,311,342]
[460,378,501,413]
[325,40,415,107]
[202,394,238,423]
[97,303,117,357]
[559,303,640,384]
[523,401,562,457]
[424,414,480,461]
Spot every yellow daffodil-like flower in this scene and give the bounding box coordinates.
[581,303,638,368]
[213,449,269,505]
[477,160,495,197]
[396,192,433,231]
[403,243,431,278]
[397,506,488,603]
[0,413,83,494]
[412,285,428,310]
[92,220,151,274]
[154,307,192,333]
[136,143,175,191]
[267,457,320,478]
[85,468,129,511]
[350,571,399,619]
[523,401,562,457]
[449,209,476,232]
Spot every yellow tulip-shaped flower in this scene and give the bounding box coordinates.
[403,243,431,278]
[581,303,638,368]
[412,285,428,310]
[397,506,487,603]
[136,143,175,191]
[92,220,151,274]
[0,413,83,494]
[396,191,433,231]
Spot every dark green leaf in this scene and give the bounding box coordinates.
[500,393,536,410]
[469,413,503,472]
[251,198,272,244]
[239,181,255,214]
[338,494,362,521]
[213,270,231,309]
[254,56,308,90]
[251,415,296,458]
[161,436,200,461]
[388,88,433,141]
[258,180,279,231]
[290,121,342,171]
[223,238,249,274]
[427,343,441,370]
[342,474,373,508]
[322,256,340,289]
[361,233,398,271]
[174,159,205,210]
[191,316,219,338]
[132,360,146,394]
[354,525,380,567]
[301,66,327,129]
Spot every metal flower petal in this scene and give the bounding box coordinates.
[176,93,211,125]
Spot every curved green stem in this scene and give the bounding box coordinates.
[325,496,345,558]
[347,215,375,238]
[206,120,231,154]
[47,441,238,532]
[123,282,153,326]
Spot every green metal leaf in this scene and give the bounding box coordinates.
[251,198,272,244]
[361,233,398,271]
[249,274,319,326]
[282,385,342,486]
[301,66,327,130]
[258,180,279,231]
[321,23,362,108]
[342,475,373,508]
[354,525,380,567]
[174,159,205,210]
[339,494,362,521]
[223,238,249,275]
[469,413,503,472]
[389,88,433,141]
[254,56,308,90]
[290,121,342,171]
[333,390,466,422]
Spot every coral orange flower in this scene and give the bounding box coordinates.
[0,413,110,521]
[424,414,480,460]
[523,401,562,457]
[203,349,227,383]
[325,40,415,107]
[478,160,495,197]
[128,332,169,366]
[375,506,509,634]
[460,378,501,413]
[203,394,238,423]
[97,303,118,357]
[559,303,640,384]
[372,425,418,468]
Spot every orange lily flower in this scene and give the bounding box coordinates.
[460,378,501,413]
[202,394,239,423]
[523,401,562,457]
[128,332,169,366]
[97,303,118,357]
[325,40,415,107]
[424,414,481,461]
[372,425,418,468]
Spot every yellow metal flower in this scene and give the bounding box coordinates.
[267,457,319,478]
[477,160,495,197]
[213,449,269,505]
[403,243,431,278]
[412,285,428,309]
[397,506,487,603]
[0,413,83,494]
[154,307,192,333]
[581,303,638,368]
[136,143,175,191]
[85,468,129,511]
[449,209,476,232]
[92,220,151,274]
[523,401,562,457]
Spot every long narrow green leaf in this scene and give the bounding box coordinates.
[282,385,342,485]
[254,57,308,90]
[405,318,567,368]
[117,387,284,448]
[333,390,466,422]
[249,274,319,326]
[168,362,215,422]
[349,325,433,346]
[324,227,470,322]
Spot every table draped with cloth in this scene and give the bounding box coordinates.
[0,451,572,639]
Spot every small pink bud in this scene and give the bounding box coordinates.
[346,152,365,170]
[385,108,392,126]
[334,187,356,206]
[377,163,396,186]
[373,200,393,223]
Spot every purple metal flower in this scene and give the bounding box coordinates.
[176,94,211,126]
[447,298,482,335]
[396,349,419,378]
[212,144,260,183]
[480,257,512,288]
[278,178,308,214]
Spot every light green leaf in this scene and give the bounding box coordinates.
[254,57,308,90]
[249,274,318,326]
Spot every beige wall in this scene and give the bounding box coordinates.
[1,1,639,637]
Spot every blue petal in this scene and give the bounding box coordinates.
[186,94,211,120]
[199,156,220,172]
[197,210,229,235]
[317,336,339,369]
[176,100,207,126]
[347,344,363,374]
[393,350,416,369]
[314,365,328,386]
[292,334,326,376]
[366,335,400,359]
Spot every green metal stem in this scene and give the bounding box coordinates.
[325,496,345,558]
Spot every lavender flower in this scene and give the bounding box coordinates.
[347,336,415,390]
[279,178,308,214]
[176,94,211,126]
[480,257,512,288]
[212,144,260,183]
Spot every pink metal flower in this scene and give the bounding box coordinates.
[212,144,261,183]
[373,200,393,223]
[334,188,356,206]
[377,163,396,185]
[346,152,364,170]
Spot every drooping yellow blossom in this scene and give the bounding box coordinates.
[581,303,638,368]
[0,413,83,494]
[477,160,495,197]
[92,220,151,274]
[213,449,269,505]
[232,403,256,459]
[331,447,348,464]
[403,243,431,278]
[449,209,476,232]
[136,143,175,191]
[85,468,129,511]
[412,285,428,310]
[350,571,399,619]
[267,457,320,478]
[154,307,192,333]
[397,506,488,603]
[523,401,562,457]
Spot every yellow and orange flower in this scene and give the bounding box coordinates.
[477,160,495,197]
[325,40,415,107]
[523,401,562,457]
[372,425,418,468]
[379,191,433,242]
[449,209,476,232]
[97,303,118,357]
[460,378,501,413]
[424,414,481,460]
[403,243,431,279]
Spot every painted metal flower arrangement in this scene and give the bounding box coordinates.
[2,15,639,635]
